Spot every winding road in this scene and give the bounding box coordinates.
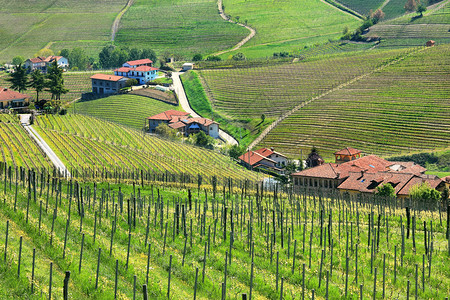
[172,72,238,145]
[214,0,256,56]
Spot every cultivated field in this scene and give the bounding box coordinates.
[0,0,126,62]
[74,94,181,130]
[219,0,360,58]
[259,44,450,159]
[0,167,448,299]
[33,114,258,183]
[115,0,248,59]
[334,0,384,16]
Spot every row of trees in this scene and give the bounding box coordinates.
[98,46,157,69]
[7,61,68,111]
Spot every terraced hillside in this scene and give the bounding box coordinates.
[0,0,126,62]
[365,1,450,48]
[0,71,113,104]
[0,114,52,170]
[115,0,248,59]
[219,0,360,58]
[198,49,410,119]
[258,44,450,159]
[334,0,385,16]
[33,114,258,183]
[74,94,181,130]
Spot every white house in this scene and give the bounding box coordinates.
[122,58,153,68]
[114,66,158,85]
[24,56,69,73]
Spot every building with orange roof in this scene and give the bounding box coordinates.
[239,148,288,174]
[90,74,128,94]
[24,56,68,73]
[0,88,29,110]
[334,147,363,163]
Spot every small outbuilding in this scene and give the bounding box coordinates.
[182,63,194,71]
[426,40,435,47]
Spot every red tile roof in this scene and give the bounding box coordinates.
[147,110,189,121]
[338,171,415,194]
[442,176,450,183]
[334,147,363,156]
[168,121,186,129]
[135,66,158,72]
[183,117,218,126]
[90,74,125,82]
[397,175,443,196]
[114,67,132,72]
[0,88,28,102]
[239,151,276,166]
[125,59,153,66]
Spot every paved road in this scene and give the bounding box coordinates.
[172,72,238,145]
[20,114,71,178]
[214,0,256,56]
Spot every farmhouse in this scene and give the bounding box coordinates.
[147,110,220,138]
[291,147,445,197]
[0,88,29,109]
[114,59,158,85]
[182,63,194,71]
[24,56,69,73]
[90,74,128,94]
[239,148,288,174]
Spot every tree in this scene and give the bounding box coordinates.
[128,48,141,61]
[441,187,449,203]
[6,64,28,93]
[155,123,178,139]
[192,54,203,61]
[28,69,45,102]
[194,131,215,149]
[261,113,266,123]
[232,52,246,61]
[59,49,70,59]
[111,48,129,68]
[228,144,245,159]
[46,60,68,108]
[34,48,54,58]
[370,9,385,23]
[376,183,396,198]
[410,182,441,203]
[416,3,426,16]
[206,55,222,61]
[11,56,25,66]
[140,49,157,62]
[126,78,138,87]
[99,45,115,69]
[69,47,88,70]
[405,0,417,12]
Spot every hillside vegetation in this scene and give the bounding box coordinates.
[116,0,248,59]
[33,114,258,183]
[0,0,126,62]
[74,94,181,130]
[219,0,360,58]
[258,44,450,159]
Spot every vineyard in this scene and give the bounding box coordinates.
[33,114,258,183]
[0,0,126,62]
[115,0,248,59]
[334,0,384,16]
[366,2,450,48]
[0,71,113,104]
[219,0,360,59]
[74,94,181,130]
[258,44,450,159]
[198,48,410,119]
[0,164,448,299]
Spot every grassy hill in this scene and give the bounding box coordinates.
[218,0,361,59]
[115,0,248,59]
[33,114,258,182]
[365,0,450,48]
[258,44,450,159]
[74,94,182,130]
[0,0,127,62]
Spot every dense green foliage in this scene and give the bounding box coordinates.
[259,45,450,159]
[115,0,248,59]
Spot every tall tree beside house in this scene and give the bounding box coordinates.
[28,69,45,102]
[11,56,25,66]
[99,45,115,69]
[46,60,68,108]
[6,64,28,93]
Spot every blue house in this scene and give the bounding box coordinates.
[114,59,158,85]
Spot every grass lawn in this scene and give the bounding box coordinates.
[115,0,248,59]
[219,0,360,58]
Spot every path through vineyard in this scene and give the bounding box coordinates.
[20,114,71,177]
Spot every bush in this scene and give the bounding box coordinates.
[59,108,67,115]
[232,53,246,61]
[206,56,222,61]
[192,54,203,61]
[126,78,139,87]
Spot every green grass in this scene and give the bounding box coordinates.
[258,44,450,160]
[115,0,248,59]
[334,0,385,16]
[181,70,273,147]
[219,0,360,58]
[0,0,126,62]
[74,94,181,130]
[0,169,448,299]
